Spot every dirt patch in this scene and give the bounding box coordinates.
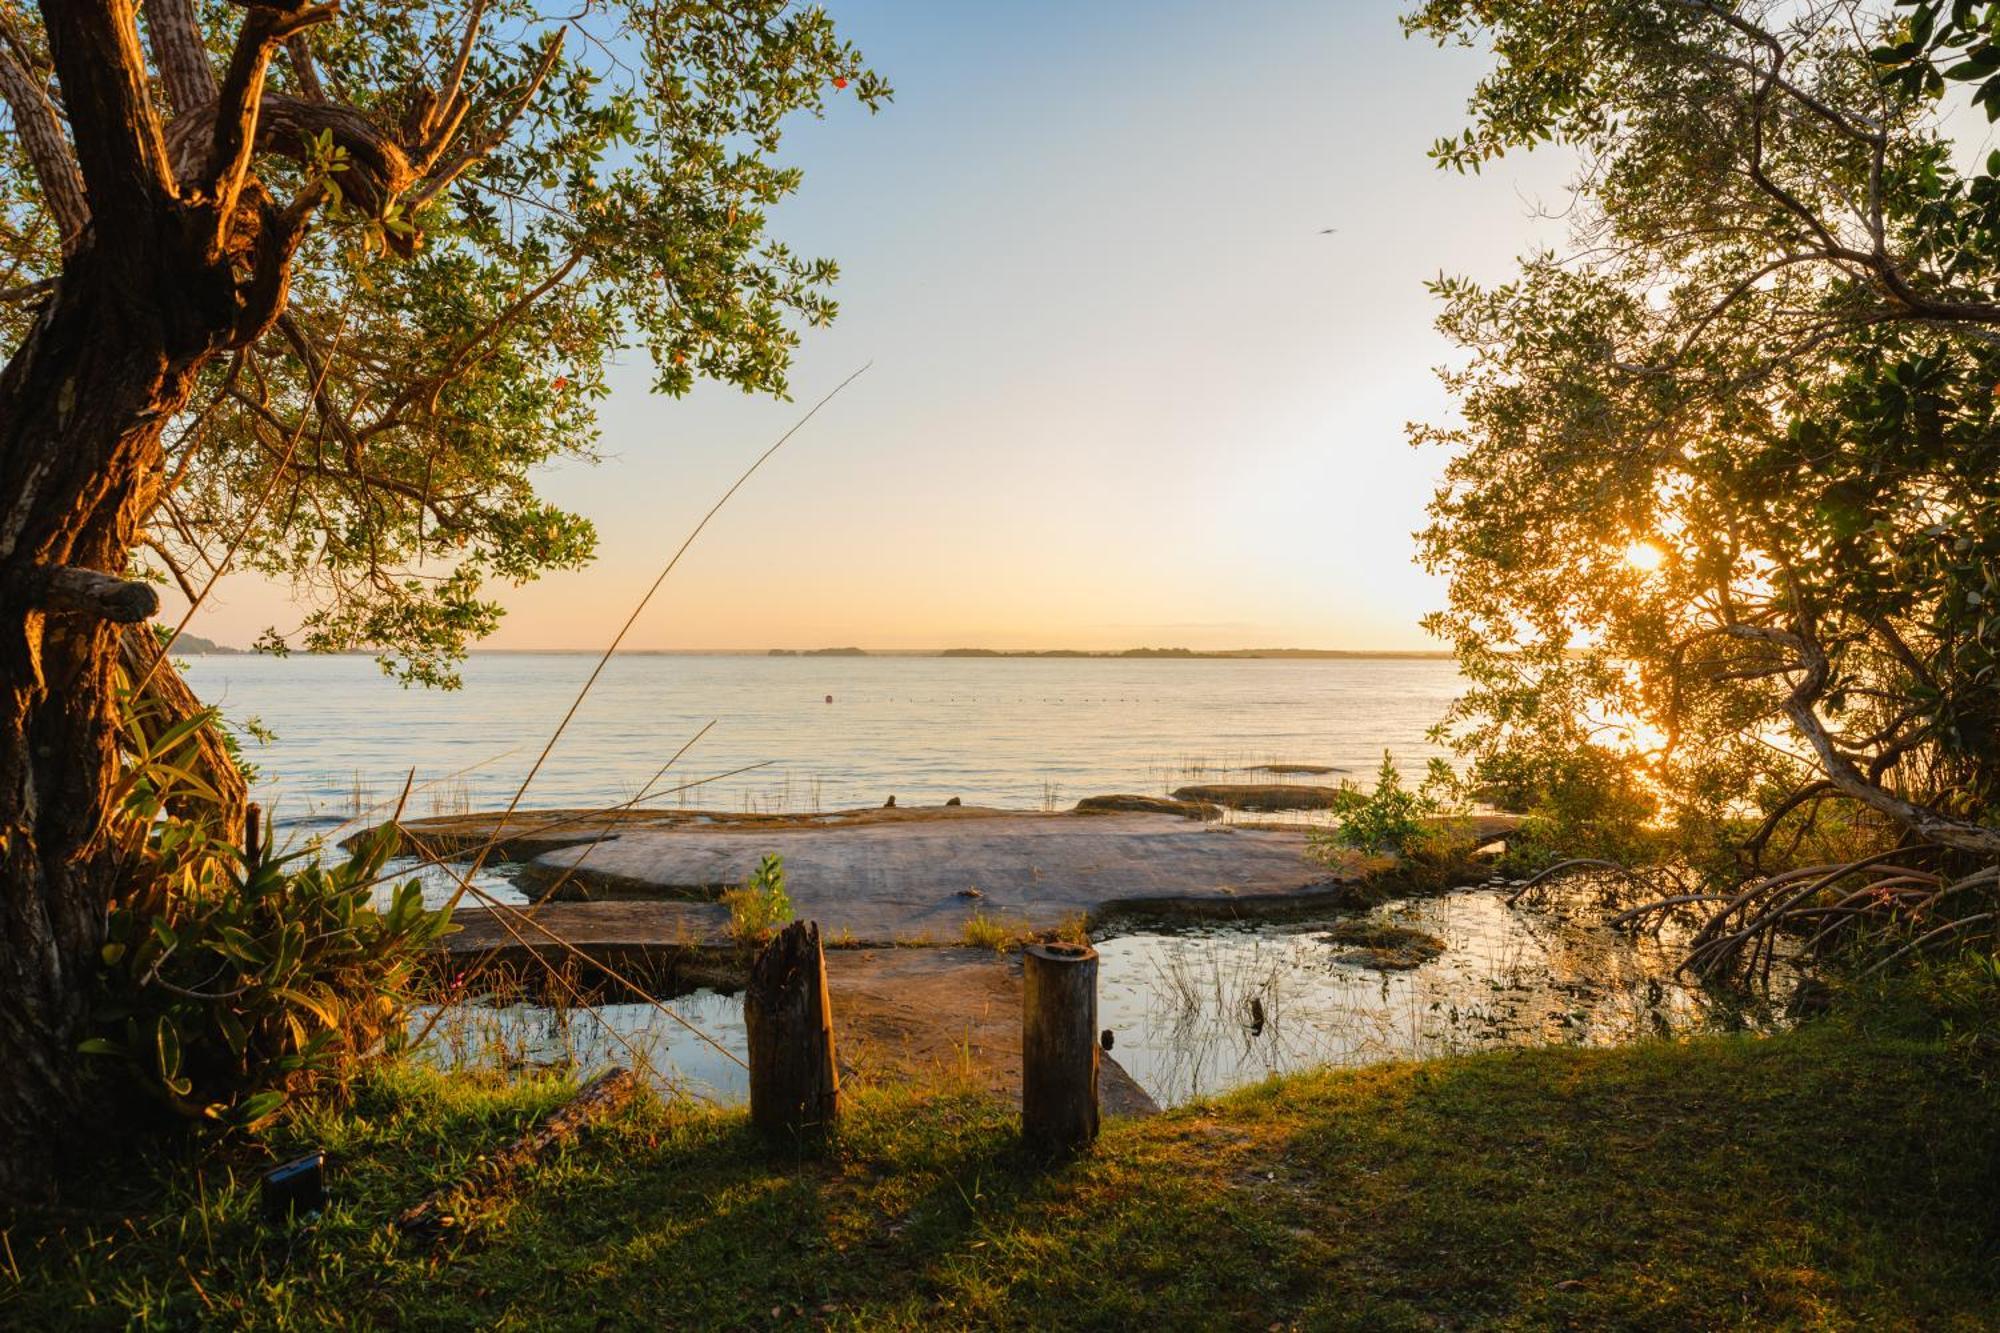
[826,947,1157,1117]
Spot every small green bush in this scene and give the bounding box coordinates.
[1327,753,1445,854]
[960,909,1030,953]
[723,853,794,946]
[1314,754,1478,889]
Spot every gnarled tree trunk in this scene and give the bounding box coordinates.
[0,229,237,1198]
[0,0,492,1199]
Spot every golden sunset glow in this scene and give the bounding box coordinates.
[1623,540,1666,573]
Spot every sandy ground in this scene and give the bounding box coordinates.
[825,946,1157,1117]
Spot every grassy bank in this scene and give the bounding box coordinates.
[6,1020,1998,1329]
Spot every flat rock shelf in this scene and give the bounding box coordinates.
[403,808,1444,945]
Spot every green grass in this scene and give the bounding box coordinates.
[5,1021,1998,1329]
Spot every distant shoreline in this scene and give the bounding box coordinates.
[174,643,1454,660]
[501,646,1454,660]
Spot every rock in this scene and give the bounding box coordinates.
[956,887,983,899]
[883,795,896,809]
[1171,783,1342,812]
[945,796,962,807]
[1074,793,1221,819]
[1322,918,1446,971]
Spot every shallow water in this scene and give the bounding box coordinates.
[416,884,1781,1110]
[1095,886,1780,1106]
[418,989,752,1105]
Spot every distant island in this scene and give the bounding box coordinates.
[767,647,869,657]
[167,632,241,655]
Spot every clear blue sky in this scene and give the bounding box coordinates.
[190,0,1571,653]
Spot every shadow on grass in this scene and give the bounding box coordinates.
[8,1027,2000,1329]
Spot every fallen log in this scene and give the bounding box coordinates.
[395,1066,639,1239]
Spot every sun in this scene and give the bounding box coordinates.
[1622,540,1666,573]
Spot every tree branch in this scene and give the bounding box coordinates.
[38,0,178,235]
[164,92,416,222]
[140,0,215,115]
[206,1,336,218]
[407,31,563,209]
[1724,624,2000,856]
[27,566,160,622]
[0,18,88,254]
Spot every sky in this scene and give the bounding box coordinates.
[183,0,1573,654]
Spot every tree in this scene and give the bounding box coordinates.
[0,0,881,1195]
[1410,2,2000,885]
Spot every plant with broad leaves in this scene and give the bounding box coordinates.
[84,698,453,1130]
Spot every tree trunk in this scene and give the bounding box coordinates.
[743,920,840,1148]
[0,227,236,1197]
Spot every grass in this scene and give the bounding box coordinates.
[5,1020,1999,1329]
[959,910,1032,953]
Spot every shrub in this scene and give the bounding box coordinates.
[723,853,794,946]
[1327,753,1444,854]
[1314,754,1479,890]
[87,704,453,1130]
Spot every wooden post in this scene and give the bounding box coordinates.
[744,920,839,1147]
[1022,941,1099,1155]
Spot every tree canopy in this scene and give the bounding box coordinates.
[0,0,885,685]
[1412,0,2000,869]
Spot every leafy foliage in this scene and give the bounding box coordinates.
[1327,753,1448,856]
[722,852,793,946]
[86,700,453,1130]
[1408,0,2000,880]
[0,2,886,685]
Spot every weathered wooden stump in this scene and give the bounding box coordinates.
[1022,941,1099,1155]
[744,920,840,1146]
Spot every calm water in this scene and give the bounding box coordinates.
[182,652,1463,839]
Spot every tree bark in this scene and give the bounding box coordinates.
[0,229,238,1201]
[743,920,839,1148]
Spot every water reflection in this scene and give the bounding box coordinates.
[414,989,749,1103]
[1095,885,1788,1107]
